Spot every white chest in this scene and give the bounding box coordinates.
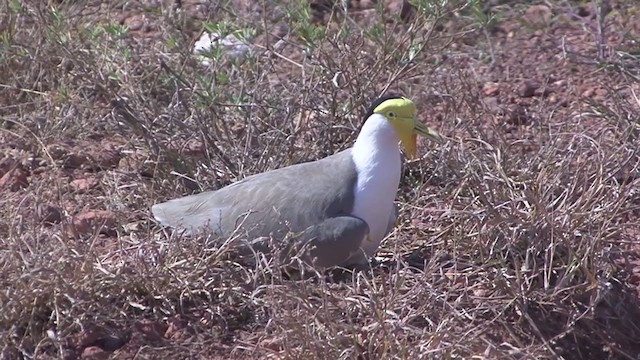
[351,156,401,256]
[349,114,403,258]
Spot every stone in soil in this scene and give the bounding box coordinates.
[70,177,100,192]
[37,204,64,225]
[0,158,29,191]
[48,142,122,171]
[524,4,552,26]
[134,320,169,342]
[517,81,540,98]
[81,346,110,360]
[504,104,529,125]
[483,82,500,96]
[72,210,117,236]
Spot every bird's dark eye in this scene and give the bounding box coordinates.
[387,111,396,118]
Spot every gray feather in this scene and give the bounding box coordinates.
[152,149,383,267]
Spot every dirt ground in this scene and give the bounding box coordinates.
[1,0,639,359]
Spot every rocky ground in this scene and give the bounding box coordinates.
[1,0,639,359]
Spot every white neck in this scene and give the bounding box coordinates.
[349,114,402,258]
[353,114,401,157]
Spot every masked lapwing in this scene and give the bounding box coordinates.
[152,95,441,268]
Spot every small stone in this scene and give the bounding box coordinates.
[38,204,63,225]
[135,320,168,342]
[115,13,128,25]
[524,5,552,26]
[0,158,17,176]
[48,142,122,171]
[72,210,117,236]
[94,335,128,351]
[48,145,87,169]
[184,139,205,156]
[577,6,591,18]
[534,87,551,97]
[76,329,128,354]
[482,82,500,96]
[386,0,414,21]
[193,32,253,65]
[444,270,458,281]
[117,156,138,173]
[0,160,29,191]
[259,336,285,352]
[70,177,99,192]
[473,288,489,297]
[164,315,187,340]
[504,104,528,125]
[581,87,596,98]
[552,79,567,87]
[517,81,539,98]
[87,149,121,171]
[124,15,145,31]
[482,97,501,114]
[63,153,88,169]
[594,88,608,100]
[81,346,109,360]
[47,145,66,160]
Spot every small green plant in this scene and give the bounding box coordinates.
[409,0,447,17]
[203,20,231,37]
[8,0,22,13]
[103,22,130,39]
[165,33,182,51]
[365,22,386,44]
[42,8,71,45]
[0,32,12,61]
[197,20,255,63]
[193,72,223,108]
[199,42,226,62]
[285,0,326,52]
[467,0,500,31]
[55,84,72,103]
[236,27,256,43]
[84,24,106,41]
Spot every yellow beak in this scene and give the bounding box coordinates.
[392,117,442,159]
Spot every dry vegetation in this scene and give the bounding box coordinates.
[1,0,639,359]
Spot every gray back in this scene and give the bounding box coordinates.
[152,149,358,238]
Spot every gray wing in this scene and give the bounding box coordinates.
[151,149,359,240]
[286,215,369,268]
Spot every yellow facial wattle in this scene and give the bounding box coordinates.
[373,97,442,159]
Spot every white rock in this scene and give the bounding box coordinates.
[193,32,252,65]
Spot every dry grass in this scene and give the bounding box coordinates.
[1,0,639,359]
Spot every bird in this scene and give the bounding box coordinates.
[151,95,441,268]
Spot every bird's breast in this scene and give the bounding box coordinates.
[350,153,401,257]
